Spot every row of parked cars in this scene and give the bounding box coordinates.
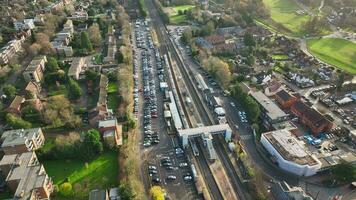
[134,19,161,148]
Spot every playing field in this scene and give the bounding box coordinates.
[307,38,356,74]
[263,0,310,35]
[164,5,195,24]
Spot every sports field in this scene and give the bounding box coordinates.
[263,0,310,35]
[164,5,195,24]
[307,38,356,74]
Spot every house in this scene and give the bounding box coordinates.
[68,57,86,80]
[275,89,298,109]
[63,19,74,34]
[0,152,53,200]
[1,128,45,155]
[24,81,41,99]
[250,91,289,129]
[291,101,333,135]
[89,189,109,200]
[34,14,45,25]
[103,28,117,64]
[23,56,47,82]
[195,37,213,49]
[6,95,25,115]
[109,188,120,200]
[97,74,108,110]
[264,79,282,96]
[204,34,225,45]
[212,43,236,53]
[13,19,35,31]
[68,10,89,21]
[0,39,23,65]
[271,181,313,200]
[52,41,73,57]
[98,119,123,147]
[217,26,244,36]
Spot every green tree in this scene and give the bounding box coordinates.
[46,57,60,72]
[200,21,215,36]
[119,183,135,200]
[116,51,124,63]
[67,78,82,100]
[246,55,256,66]
[181,28,192,44]
[85,69,99,81]
[336,72,345,90]
[83,129,103,159]
[5,113,32,129]
[59,182,73,197]
[81,32,93,53]
[2,84,16,100]
[244,32,255,46]
[332,161,356,183]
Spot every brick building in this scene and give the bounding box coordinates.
[291,101,333,135]
[275,89,298,109]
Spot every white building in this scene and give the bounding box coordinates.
[260,129,322,176]
[14,19,35,31]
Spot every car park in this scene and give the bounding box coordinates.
[166,175,177,180]
[179,162,188,168]
[183,175,193,181]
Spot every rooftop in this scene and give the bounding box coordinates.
[292,101,331,128]
[25,56,46,72]
[263,129,320,166]
[251,91,288,120]
[8,95,25,109]
[1,128,42,148]
[275,89,295,102]
[89,189,107,200]
[98,119,116,128]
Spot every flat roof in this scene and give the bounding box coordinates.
[98,119,116,128]
[251,91,287,120]
[169,91,182,130]
[263,129,319,166]
[1,128,41,147]
[178,124,230,137]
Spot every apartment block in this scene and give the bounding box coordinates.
[0,152,53,200]
[23,56,47,83]
[1,128,45,155]
[0,39,23,65]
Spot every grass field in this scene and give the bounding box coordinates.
[44,152,118,199]
[262,0,310,35]
[164,5,195,24]
[307,38,356,74]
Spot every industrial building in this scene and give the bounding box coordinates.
[260,129,322,176]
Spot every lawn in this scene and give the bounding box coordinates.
[108,93,120,110]
[262,0,310,35]
[108,82,118,94]
[164,5,195,24]
[307,38,356,74]
[272,54,289,60]
[44,152,118,199]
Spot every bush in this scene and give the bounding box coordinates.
[5,113,32,129]
[59,182,73,197]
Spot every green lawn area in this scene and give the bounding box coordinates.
[108,93,120,110]
[108,82,118,94]
[262,0,310,35]
[307,38,356,74]
[44,152,118,199]
[165,5,195,24]
[272,54,289,60]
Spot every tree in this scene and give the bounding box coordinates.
[200,21,215,36]
[244,32,255,46]
[202,57,232,88]
[2,84,16,100]
[118,183,135,200]
[88,23,102,47]
[81,32,93,53]
[181,28,192,44]
[5,113,32,129]
[85,69,99,81]
[59,182,73,197]
[67,78,82,100]
[28,43,42,57]
[336,72,345,90]
[46,57,59,72]
[116,51,124,63]
[82,129,103,159]
[246,55,256,66]
[332,161,356,183]
[150,186,164,200]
